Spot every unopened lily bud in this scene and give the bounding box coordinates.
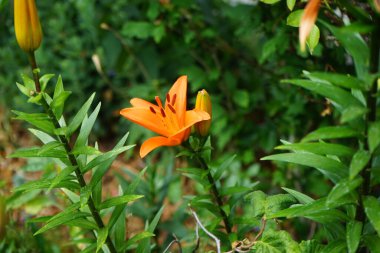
[14,0,43,52]
[194,89,212,136]
[299,0,321,52]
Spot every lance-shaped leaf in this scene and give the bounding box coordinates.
[67,93,96,136]
[262,153,347,183]
[276,142,355,157]
[97,195,143,210]
[349,150,370,179]
[281,79,364,109]
[326,177,362,207]
[13,111,56,134]
[346,221,362,253]
[364,196,380,237]
[302,126,360,142]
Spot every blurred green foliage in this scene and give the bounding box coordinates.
[1,0,370,251]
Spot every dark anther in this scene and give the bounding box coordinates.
[168,104,176,114]
[171,94,177,105]
[149,106,156,114]
[160,108,166,117]
[166,93,171,103]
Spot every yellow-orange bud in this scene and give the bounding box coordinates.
[299,0,321,52]
[14,0,43,52]
[194,89,212,136]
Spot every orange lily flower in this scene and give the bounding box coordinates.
[299,0,321,52]
[120,76,210,158]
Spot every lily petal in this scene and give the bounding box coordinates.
[140,136,181,158]
[299,0,321,52]
[167,76,187,126]
[130,98,159,110]
[169,110,210,138]
[120,107,171,137]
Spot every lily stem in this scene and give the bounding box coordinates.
[28,51,117,253]
[193,152,232,234]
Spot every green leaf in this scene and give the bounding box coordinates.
[73,102,101,149]
[363,235,380,253]
[50,166,77,190]
[262,153,347,183]
[268,198,348,223]
[220,186,252,196]
[302,126,360,142]
[67,93,96,136]
[37,141,64,155]
[88,133,132,194]
[282,79,364,109]
[306,25,320,54]
[12,111,55,134]
[245,191,296,217]
[368,121,380,153]
[71,145,102,155]
[321,21,369,78]
[233,90,250,108]
[21,73,36,91]
[282,187,314,204]
[66,218,98,230]
[349,150,370,179]
[326,177,362,207]
[97,195,143,210]
[120,232,155,251]
[51,76,71,119]
[287,0,296,10]
[29,128,56,143]
[276,142,355,157]
[346,221,362,253]
[253,230,301,253]
[136,205,165,253]
[114,206,126,250]
[214,154,237,181]
[320,240,347,253]
[34,211,89,235]
[304,71,366,90]
[9,147,67,159]
[16,82,31,97]
[81,145,134,173]
[96,227,108,253]
[287,10,303,27]
[260,0,281,4]
[341,106,367,123]
[122,21,154,39]
[299,240,325,253]
[364,196,380,237]
[14,177,79,192]
[39,73,55,91]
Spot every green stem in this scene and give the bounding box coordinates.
[356,15,380,249]
[28,52,117,253]
[193,152,232,234]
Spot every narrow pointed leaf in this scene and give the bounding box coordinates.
[302,126,360,142]
[364,196,380,237]
[326,178,362,207]
[97,195,143,210]
[346,221,362,253]
[262,153,347,183]
[349,150,370,179]
[276,143,355,157]
[67,93,96,135]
